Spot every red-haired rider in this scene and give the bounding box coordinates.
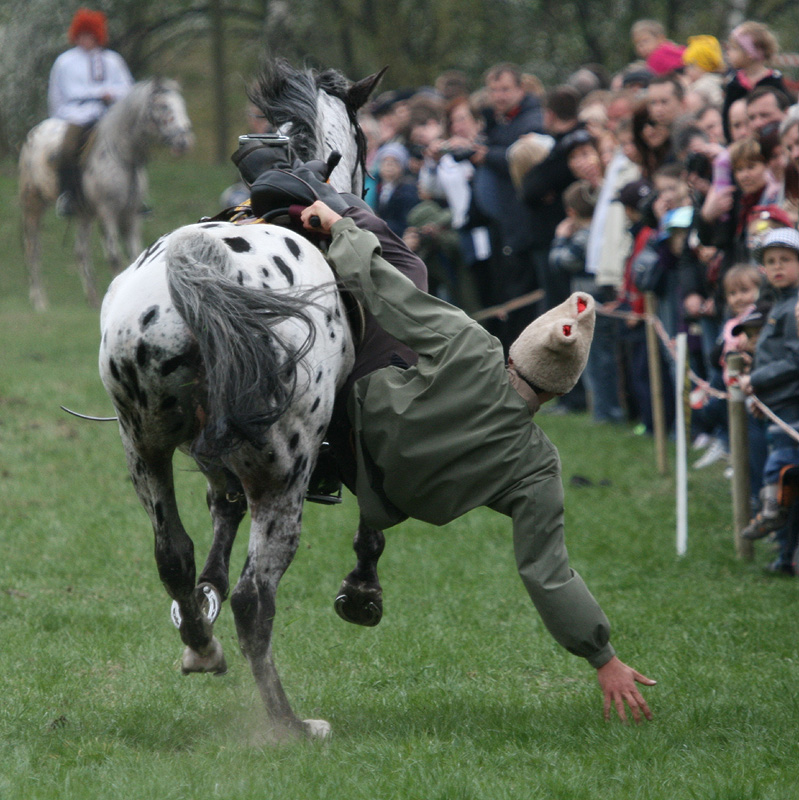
[48,7,133,215]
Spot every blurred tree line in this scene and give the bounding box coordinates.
[2,0,799,159]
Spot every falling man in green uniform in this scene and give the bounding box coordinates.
[300,198,656,724]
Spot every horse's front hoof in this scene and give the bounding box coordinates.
[180,636,227,675]
[334,580,382,626]
[170,582,222,629]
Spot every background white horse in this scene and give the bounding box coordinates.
[99,60,384,739]
[19,78,193,311]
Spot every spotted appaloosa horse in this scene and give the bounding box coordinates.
[99,60,385,739]
[19,78,193,311]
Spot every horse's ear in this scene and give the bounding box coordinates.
[347,67,388,111]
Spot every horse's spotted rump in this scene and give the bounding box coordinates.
[284,237,302,259]
[224,237,252,253]
[136,341,150,367]
[273,255,295,285]
[140,305,160,330]
[159,347,196,377]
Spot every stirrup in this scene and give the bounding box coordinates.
[170,583,221,629]
[305,487,343,505]
[305,440,343,504]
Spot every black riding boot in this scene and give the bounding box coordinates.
[305,441,344,505]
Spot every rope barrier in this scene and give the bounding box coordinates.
[592,299,799,444]
[470,289,544,322]
[470,288,799,445]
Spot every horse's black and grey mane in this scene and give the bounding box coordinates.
[248,58,378,193]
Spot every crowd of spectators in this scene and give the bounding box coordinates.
[352,18,799,574]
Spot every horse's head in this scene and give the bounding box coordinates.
[147,79,195,156]
[248,60,385,195]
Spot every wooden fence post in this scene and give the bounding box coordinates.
[726,353,754,560]
[644,293,668,475]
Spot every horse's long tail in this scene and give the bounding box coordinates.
[165,226,318,459]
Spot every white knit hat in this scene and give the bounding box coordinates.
[508,292,596,395]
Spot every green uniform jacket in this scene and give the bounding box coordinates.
[329,217,615,669]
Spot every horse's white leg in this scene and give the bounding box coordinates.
[74,215,100,308]
[97,209,125,275]
[230,490,330,739]
[120,211,143,269]
[20,196,49,312]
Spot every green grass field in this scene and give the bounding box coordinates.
[1,154,798,799]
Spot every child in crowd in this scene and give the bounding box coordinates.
[374,142,419,237]
[507,132,555,195]
[722,20,787,142]
[739,229,799,565]
[632,164,693,337]
[631,19,685,75]
[746,204,796,256]
[548,179,597,298]
[692,264,763,470]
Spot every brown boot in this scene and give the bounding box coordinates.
[742,484,789,540]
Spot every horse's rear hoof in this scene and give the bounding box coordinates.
[180,637,227,675]
[303,719,332,739]
[334,580,382,626]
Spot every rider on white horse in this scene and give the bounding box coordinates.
[48,7,133,215]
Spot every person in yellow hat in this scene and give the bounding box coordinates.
[682,35,725,108]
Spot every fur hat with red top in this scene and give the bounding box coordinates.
[509,292,596,395]
[69,8,108,47]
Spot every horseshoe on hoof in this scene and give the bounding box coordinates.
[170,582,222,629]
[334,591,382,627]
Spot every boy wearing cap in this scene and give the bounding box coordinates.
[739,228,799,553]
[300,198,656,723]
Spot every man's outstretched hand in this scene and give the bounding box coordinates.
[596,655,655,723]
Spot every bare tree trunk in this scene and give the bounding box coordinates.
[210,0,229,165]
[727,0,748,31]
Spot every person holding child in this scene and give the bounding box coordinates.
[722,21,788,142]
[698,134,782,275]
[548,179,597,302]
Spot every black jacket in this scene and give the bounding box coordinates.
[520,123,585,247]
[475,93,544,252]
